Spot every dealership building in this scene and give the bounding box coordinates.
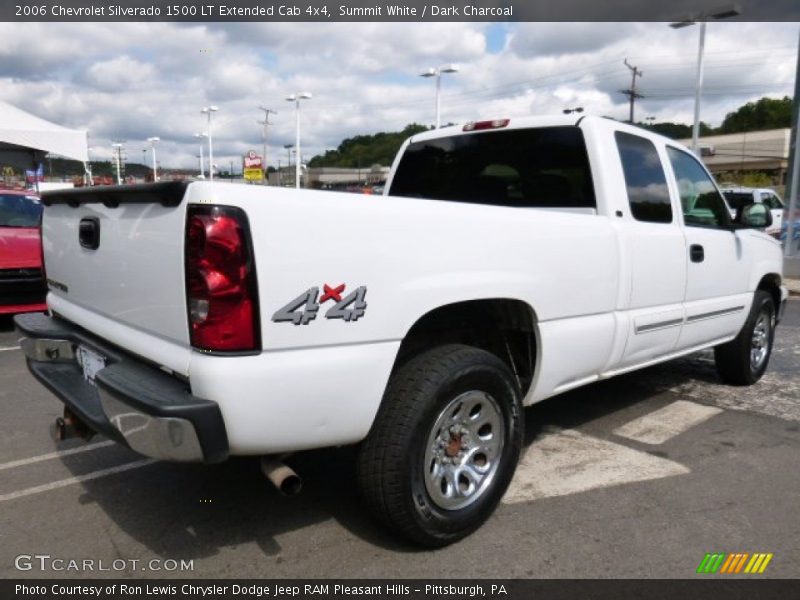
[681,128,791,186]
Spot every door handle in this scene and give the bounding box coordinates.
[690,244,704,263]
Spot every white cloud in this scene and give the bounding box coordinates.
[82,56,157,92]
[0,22,795,171]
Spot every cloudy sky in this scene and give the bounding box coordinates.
[0,21,797,171]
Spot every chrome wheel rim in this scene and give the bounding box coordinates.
[423,391,505,511]
[750,311,771,371]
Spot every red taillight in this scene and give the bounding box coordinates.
[185,205,260,352]
[463,119,510,132]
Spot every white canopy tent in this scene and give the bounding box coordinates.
[0,100,88,177]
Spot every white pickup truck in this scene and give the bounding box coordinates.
[15,115,788,547]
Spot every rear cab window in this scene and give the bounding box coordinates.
[388,126,596,210]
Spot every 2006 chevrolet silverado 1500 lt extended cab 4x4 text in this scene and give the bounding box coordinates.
[15,115,789,546]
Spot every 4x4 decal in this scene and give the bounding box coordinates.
[272,284,367,325]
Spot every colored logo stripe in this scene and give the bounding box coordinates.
[697,552,773,574]
[719,553,748,573]
[744,553,774,574]
[697,553,726,573]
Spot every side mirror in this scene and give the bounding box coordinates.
[736,202,772,229]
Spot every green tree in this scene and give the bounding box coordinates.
[718,96,793,134]
[308,123,429,168]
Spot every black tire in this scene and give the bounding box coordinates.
[714,290,776,386]
[357,344,523,547]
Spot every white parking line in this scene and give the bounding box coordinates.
[0,458,156,503]
[0,345,21,352]
[503,428,689,504]
[0,440,116,472]
[613,400,723,445]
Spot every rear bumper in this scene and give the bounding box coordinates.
[0,267,47,315]
[14,312,228,463]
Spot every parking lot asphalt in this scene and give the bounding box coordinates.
[0,301,798,579]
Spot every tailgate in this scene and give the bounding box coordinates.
[41,182,191,360]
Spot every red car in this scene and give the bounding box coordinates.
[0,189,47,314]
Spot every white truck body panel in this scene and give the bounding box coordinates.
[42,202,189,349]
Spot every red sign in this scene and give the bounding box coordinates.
[243,150,262,169]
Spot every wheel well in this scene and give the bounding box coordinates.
[757,274,782,314]
[395,299,538,397]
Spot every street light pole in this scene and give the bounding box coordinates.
[259,106,276,184]
[670,3,741,155]
[420,64,459,128]
[785,26,800,258]
[194,133,207,179]
[111,143,123,185]
[201,106,218,180]
[690,22,707,154]
[286,93,312,189]
[146,137,160,182]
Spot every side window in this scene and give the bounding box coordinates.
[761,193,782,210]
[615,132,672,223]
[667,147,731,228]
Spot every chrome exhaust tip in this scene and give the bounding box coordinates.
[260,456,303,496]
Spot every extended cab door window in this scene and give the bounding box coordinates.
[666,147,731,228]
[615,131,672,223]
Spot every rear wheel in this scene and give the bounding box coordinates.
[357,344,523,547]
[714,290,776,385]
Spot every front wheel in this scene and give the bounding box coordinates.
[357,344,523,547]
[714,290,776,385]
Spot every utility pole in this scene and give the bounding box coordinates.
[620,59,643,124]
[258,106,276,185]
